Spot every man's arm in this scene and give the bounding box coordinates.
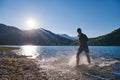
[77,34,81,45]
[84,34,88,41]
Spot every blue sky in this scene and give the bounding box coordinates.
[0,0,120,37]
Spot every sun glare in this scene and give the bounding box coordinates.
[21,45,38,58]
[25,18,38,30]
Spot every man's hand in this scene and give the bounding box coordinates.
[78,34,80,37]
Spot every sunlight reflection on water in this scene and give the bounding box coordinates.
[20,45,39,58]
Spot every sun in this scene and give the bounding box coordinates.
[25,18,38,30]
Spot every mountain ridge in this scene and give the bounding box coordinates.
[58,34,77,41]
[0,23,120,46]
[88,28,120,46]
[0,23,73,45]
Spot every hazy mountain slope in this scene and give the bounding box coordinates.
[58,34,77,41]
[0,23,73,45]
[0,24,23,44]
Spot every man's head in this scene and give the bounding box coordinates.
[77,28,81,34]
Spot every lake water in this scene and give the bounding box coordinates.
[14,46,120,80]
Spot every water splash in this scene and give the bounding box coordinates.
[14,46,120,79]
[98,58,118,67]
[79,54,89,65]
[68,55,76,67]
[68,54,90,67]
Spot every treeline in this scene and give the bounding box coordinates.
[88,28,120,46]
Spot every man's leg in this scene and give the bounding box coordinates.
[76,52,80,66]
[85,52,91,64]
[85,47,91,64]
[76,47,82,66]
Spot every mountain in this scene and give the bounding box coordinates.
[88,28,120,46]
[0,23,73,45]
[0,23,119,46]
[0,24,23,44]
[58,34,77,41]
[72,28,120,46]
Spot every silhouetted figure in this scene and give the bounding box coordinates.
[76,28,91,66]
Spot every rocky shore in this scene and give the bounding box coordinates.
[0,47,46,80]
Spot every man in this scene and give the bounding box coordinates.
[76,28,91,66]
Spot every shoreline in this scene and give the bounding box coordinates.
[0,46,120,80]
[0,47,46,80]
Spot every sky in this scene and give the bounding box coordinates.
[0,0,120,38]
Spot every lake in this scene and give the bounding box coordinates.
[15,46,120,59]
[5,46,120,79]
